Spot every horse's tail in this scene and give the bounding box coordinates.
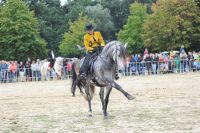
[71,61,77,95]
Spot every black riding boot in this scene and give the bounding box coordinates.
[80,52,95,79]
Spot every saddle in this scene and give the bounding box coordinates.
[88,54,98,75]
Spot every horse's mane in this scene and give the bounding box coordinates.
[102,41,127,58]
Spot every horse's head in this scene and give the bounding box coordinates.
[102,41,128,72]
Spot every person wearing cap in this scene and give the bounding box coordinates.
[80,23,105,78]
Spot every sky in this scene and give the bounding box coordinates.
[60,0,67,6]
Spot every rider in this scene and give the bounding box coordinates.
[80,23,105,79]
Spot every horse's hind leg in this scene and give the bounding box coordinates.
[103,86,112,118]
[111,81,135,100]
[99,87,104,111]
[71,76,81,96]
[85,85,92,116]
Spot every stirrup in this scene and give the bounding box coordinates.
[81,73,87,79]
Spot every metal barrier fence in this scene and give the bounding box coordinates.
[0,59,200,83]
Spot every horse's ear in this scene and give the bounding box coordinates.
[124,43,128,49]
[51,50,55,59]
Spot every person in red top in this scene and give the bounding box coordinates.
[66,61,72,78]
[9,61,17,81]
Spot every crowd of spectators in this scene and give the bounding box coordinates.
[0,59,72,83]
[1,46,200,83]
[125,46,200,76]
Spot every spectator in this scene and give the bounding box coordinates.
[9,61,17,82]
[19,61,25,82]
[151,54,158,75]
[180,45,185,53]
[137,54,143,75]
[1,61,8,83]
[31,60,36,81]
[25,61,31,81]
[145,54,152,75]
[66,61,72,79]
[188,52,194,71]
[155,53,159,74]
[174,54,180,73]
[180,51,187,72]
[0,61,2,82]
[144,48,149,56]
[35,59,42,81]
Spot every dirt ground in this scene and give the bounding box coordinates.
[0,73,200,133]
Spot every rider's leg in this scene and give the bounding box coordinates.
[80,53,93,78]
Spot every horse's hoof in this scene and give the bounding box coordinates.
[72,94,75,97]
[104,115,108,119]
[88,112,92,117]
[127,94,135,100]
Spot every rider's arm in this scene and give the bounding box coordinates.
[97,32,105,47]
[84,35,94,52]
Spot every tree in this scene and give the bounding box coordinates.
[85,4,115,40]
[59,14,93,57]
[25,0,67,56]
[117,2,147,54]
[63,0,95,22]
[0,0,47,61]
[143,0,200,52]
[101,0,134,39]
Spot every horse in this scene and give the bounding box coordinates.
[40,57,65,80]
[71,41,134,118]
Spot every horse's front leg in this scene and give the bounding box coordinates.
[85,85,92,116]
[99,87,104,111]
[103,86,112,118]
[111,81,134,100]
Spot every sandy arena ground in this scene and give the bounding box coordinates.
[0,73,200,133]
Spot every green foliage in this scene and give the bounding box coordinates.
[101,0,134,38]
[59,14,93,57]
[85,4,115,40]
[25,0,67,55]
[64,0,95,22]
[117,2,147,54]
[143,0,200,52]
[0,0,47,61]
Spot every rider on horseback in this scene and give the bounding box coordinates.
[80,23,119,80]
[80,23,105,79]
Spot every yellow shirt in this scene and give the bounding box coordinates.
[84,31,105,53]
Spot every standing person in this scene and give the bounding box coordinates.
[15,61,20,81]
[137,54,142,75]
[79,23,105,79]
[154,53,159,74]
[144,48,149,56]
[145,54,152,75]
[66,61,72,79]
[19,61,25,82]
[35,59,41,81]
[25,61,31,81]
[1,61,8,83]
[180,51,187,72]
[7,61,12,82]
[188,52,194,71]
[180,45,185,53]
[31,60,36,81]
[151,54,157,75]
[9,61,17,82]
[0,61,2,82]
